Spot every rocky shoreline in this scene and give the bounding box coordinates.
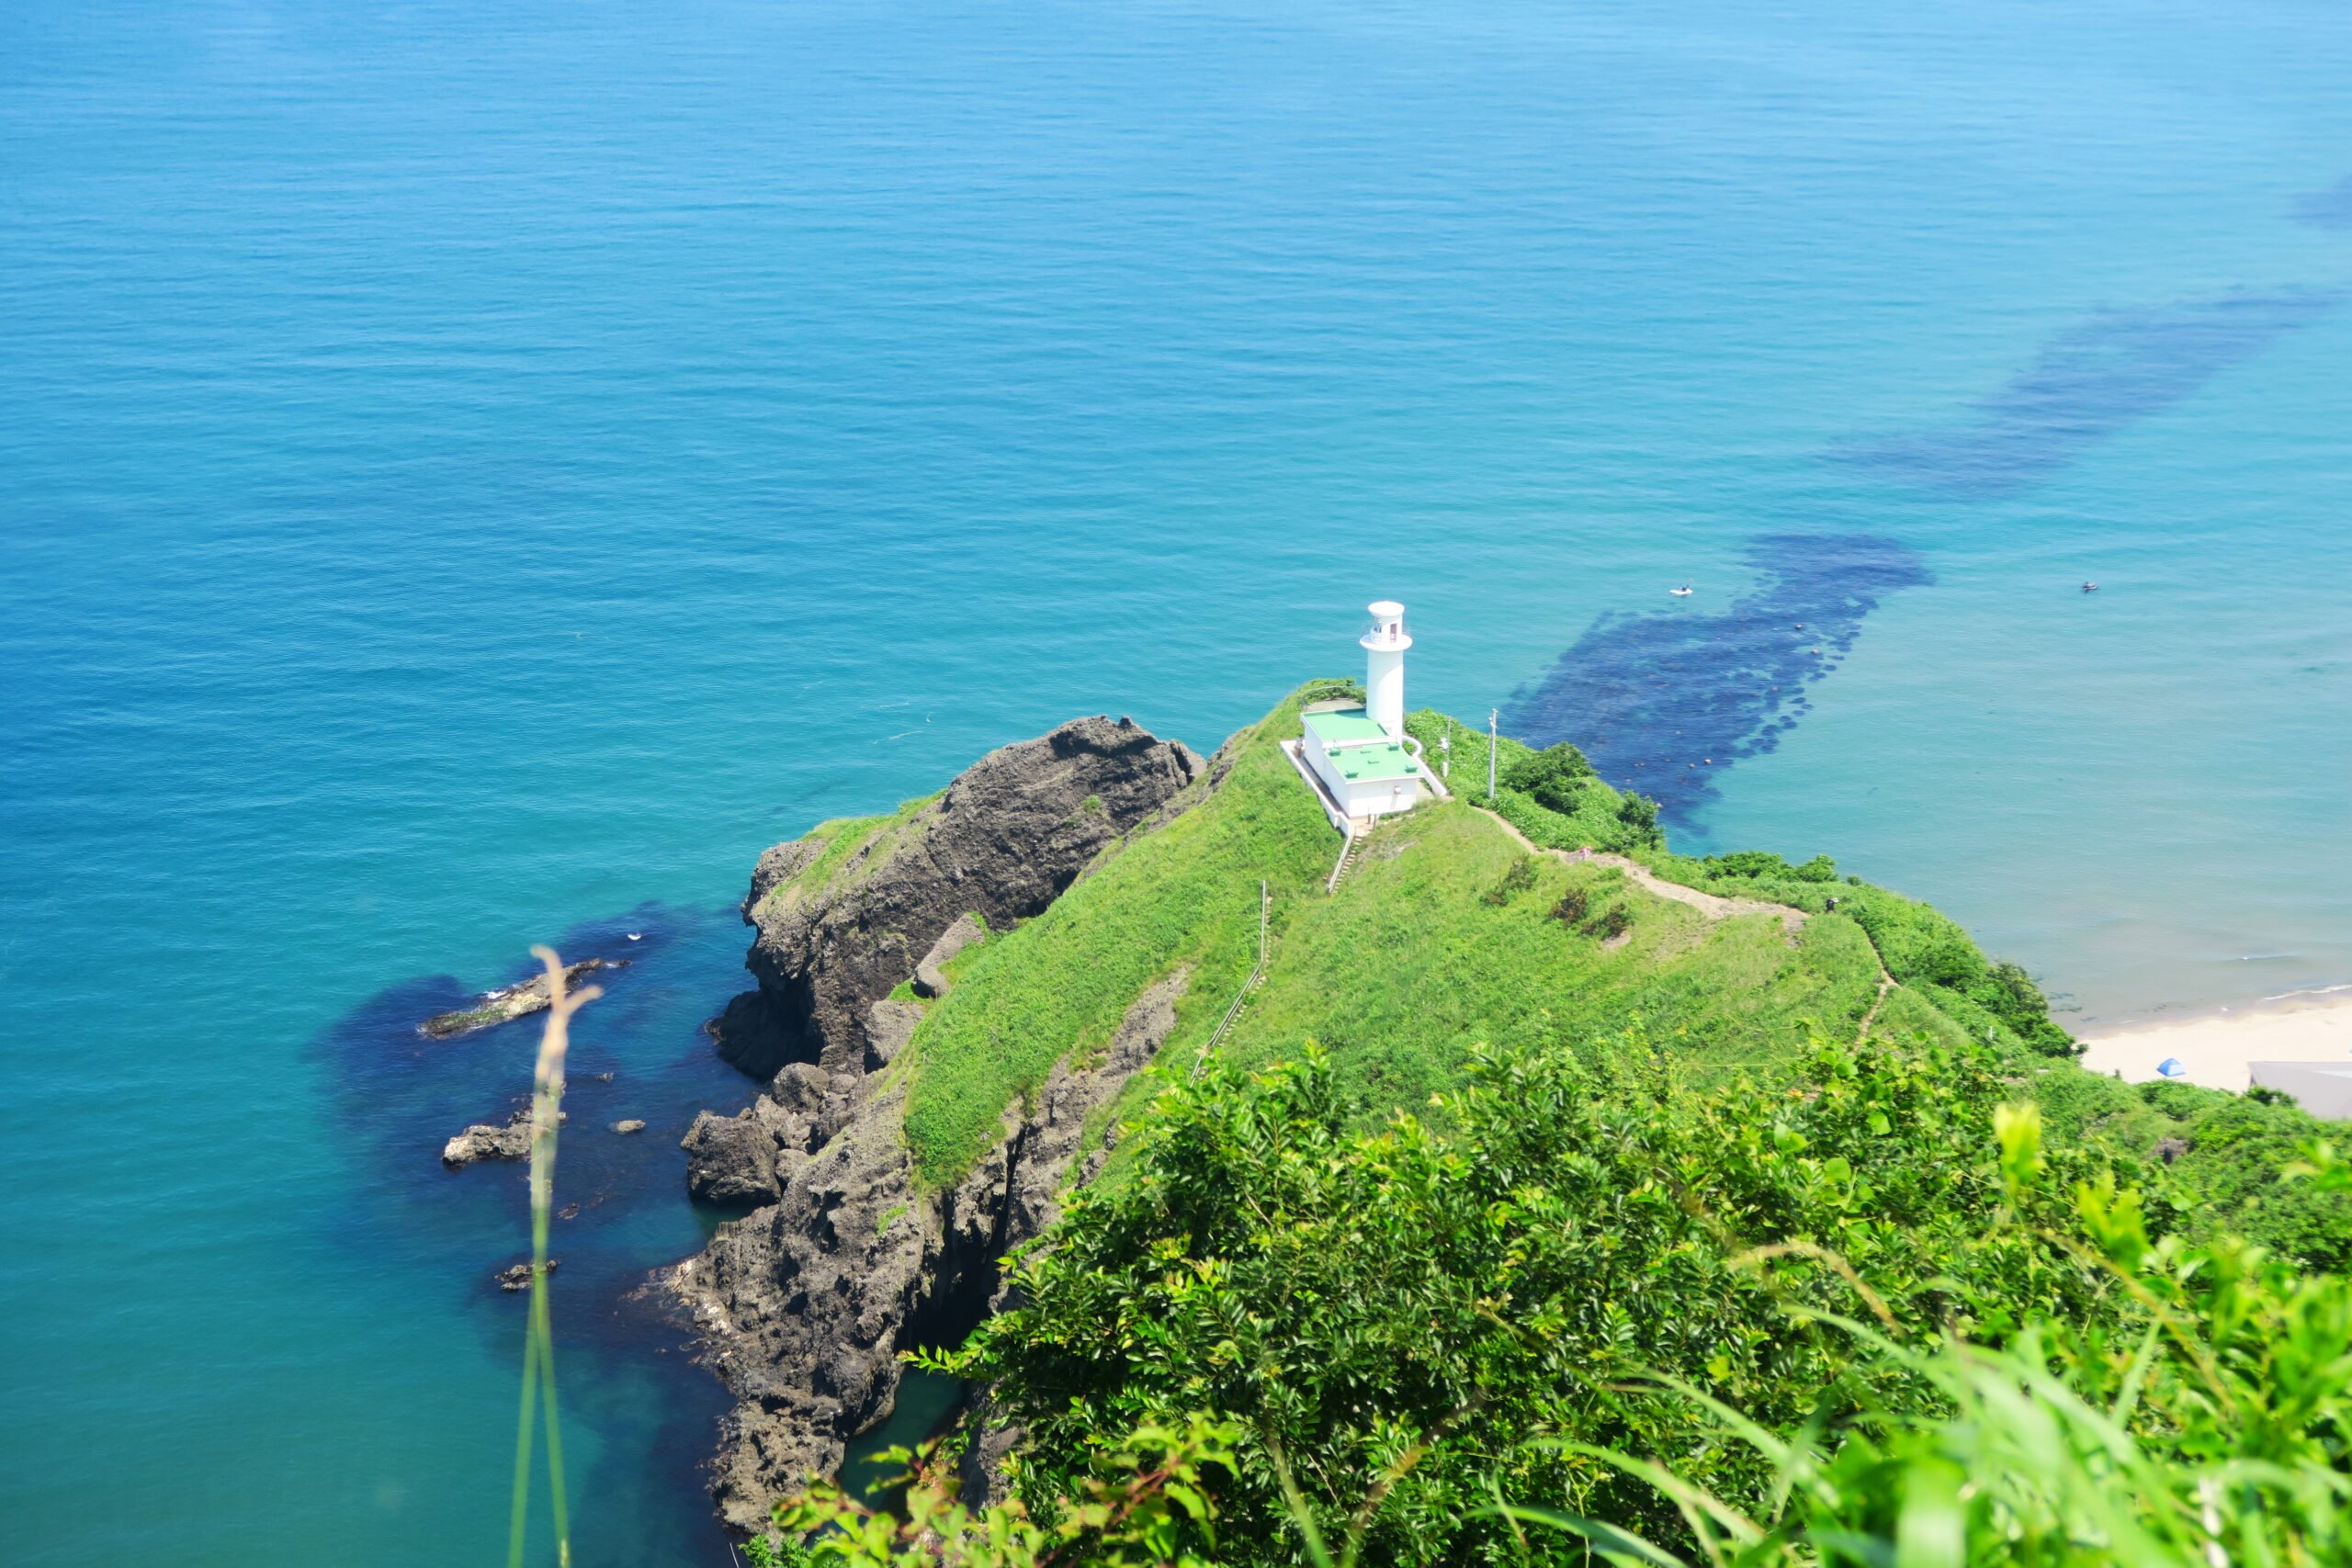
[662,715,1208,1529]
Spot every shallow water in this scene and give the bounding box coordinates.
[4,1,2349,1562]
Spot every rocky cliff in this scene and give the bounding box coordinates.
[671,716,1209,1529]
[709,715,1204,1080]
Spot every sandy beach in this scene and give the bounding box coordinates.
[2077,987,2352,1093]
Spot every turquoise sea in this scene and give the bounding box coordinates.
[4,2,2348,1562]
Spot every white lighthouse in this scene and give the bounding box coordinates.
[1283,599,1446,831]
[1361,600,1410,739]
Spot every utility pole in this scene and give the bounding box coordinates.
[1487,708,1498,798]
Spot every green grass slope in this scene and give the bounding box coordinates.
[898,690,1337,1186]
[749,790,945,923]
[1216,797,1891,1109]
[768,685,2347,1264]
[893,686,2008,1188]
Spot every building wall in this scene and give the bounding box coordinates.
[1306,738,1423,822]
[1343,774,1420,820]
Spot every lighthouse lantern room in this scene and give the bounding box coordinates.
[1286,600,1446,829]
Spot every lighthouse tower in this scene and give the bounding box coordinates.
[1288,599,1442,829]
[1361,601,1410,739]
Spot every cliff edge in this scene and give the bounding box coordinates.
[673,715,1206,1527]
[708,715,1204,1080]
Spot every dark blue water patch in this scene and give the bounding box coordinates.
[309,902,757,1565]
[1830,288,2341,499]
[1502,534,1932,827]
[2294,175,2352,230]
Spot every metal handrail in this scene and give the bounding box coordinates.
[1193,881,1270,1083]
[1325,818,1360,895]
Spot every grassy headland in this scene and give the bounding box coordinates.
[738,684,2352,1566]
[742,686,2062,1191]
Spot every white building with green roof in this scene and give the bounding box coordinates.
[1286,601,1446,829]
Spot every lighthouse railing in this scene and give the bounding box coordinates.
[1401,734,1451,799]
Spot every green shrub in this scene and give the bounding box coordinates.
[1502,741,1596,814]
[1298,677,1364,706]
[1481,856,1538,905]
[1702,850,1798,880]
[1511,1138,2352,1568]
[947,1029,2125,1564]
[763,1418,1236,1567]
[1581,902,1632,941]
[1551,886,1589,926]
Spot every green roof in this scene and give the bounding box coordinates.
[1303,707,1393,746]
[1333,741,1420,783]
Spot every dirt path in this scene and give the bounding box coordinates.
[1476,808,1808,937]
[1476,805,1899,1043]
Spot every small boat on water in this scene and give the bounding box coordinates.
[1669,584,1693,597]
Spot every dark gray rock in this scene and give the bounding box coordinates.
[422,958,626,1040]
[955,1392,1025,1512]
[683,1110,786,1207]
[911,912,987,999]
[745,838,825,917]
[735,716,1202,1077]
[441,1108,558,1168]
[496,1258,559,1292]
[672,970,1190,1530]
[705,987,797,1081]
[865,1000,922,1069]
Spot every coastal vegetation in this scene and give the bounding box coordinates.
[890,688,2055,1192]
[764,1046,2352,1565]
[705,685,2352,1563]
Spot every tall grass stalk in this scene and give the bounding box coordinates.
[505,946,600,1568]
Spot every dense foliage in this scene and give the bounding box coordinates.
[2031,1067,2352,1271]
[752,1419,1238,1567]
[1500,741,1597,815]
[760,1051,2352,1566]
[1505,1135,2352,1566]
[941,1029,2130,1564]
[736,693,2352,1566]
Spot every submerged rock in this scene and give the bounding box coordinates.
[421,957,627,1040]
[496,1258,560,1292]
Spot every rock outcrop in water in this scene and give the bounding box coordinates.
[669,716,1208,1529]
[421,957,627,1040]
[441,1107,562,1168]
[709,715,1204,1079]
